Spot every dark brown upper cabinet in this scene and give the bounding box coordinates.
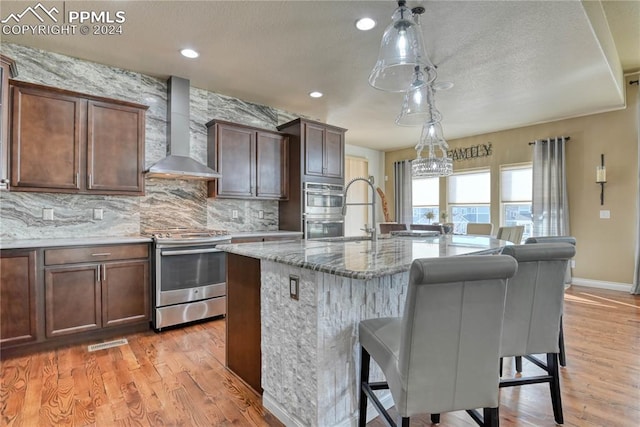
[0,55,17,190]
[207,120,288,200]
[277,118,346,182]
[9,80,147,195]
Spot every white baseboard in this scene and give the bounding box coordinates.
[571,277,632,292]
[263,391,307,427]
[263,390,394,427]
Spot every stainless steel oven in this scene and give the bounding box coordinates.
[304,216,344,239]
[304,182,344,216]
[146,229,231,330]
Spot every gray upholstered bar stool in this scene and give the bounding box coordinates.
[499,243,576,425]
[358,255,518,427]
[524,236,576,368]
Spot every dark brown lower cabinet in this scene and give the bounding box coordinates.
[43,245,150,338]
[45,264,101,337]
[102,260,149,327]
[226,253,262,393]
[1,244,150,356]
[0,249,37,346]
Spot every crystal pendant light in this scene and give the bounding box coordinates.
[368,0,434,92]
[395,66,442,126]
[412,122,453,177]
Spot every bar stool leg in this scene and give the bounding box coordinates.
[358,347,370,427]
[558,316,567,367]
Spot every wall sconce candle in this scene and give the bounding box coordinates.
[596,154,606,205]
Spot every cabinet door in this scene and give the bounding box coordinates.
[87,101,145,194]
[304,123,325,177]
[102,260,149,327]
[45,264,101,337]
[11,85,83,191]
[256,131,288,199]
[0,250,37,346]
[216,124,255,197]
[324,129,344,179]
[1,56,16,189]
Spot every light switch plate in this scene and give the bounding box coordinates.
[599,210,610,219]
[258,210,264,219]
[42,208,54,221]
[93,208,104,220]
[289,275,299,300]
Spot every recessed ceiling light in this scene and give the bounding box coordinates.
[309,91,323,98]
[355,17,376,31]
[180,48,199,59]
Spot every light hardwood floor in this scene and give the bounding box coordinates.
[1,286,638,426]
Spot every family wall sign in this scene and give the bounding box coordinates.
[447,142,493,161]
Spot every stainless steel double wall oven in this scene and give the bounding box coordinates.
[303,182,344,239]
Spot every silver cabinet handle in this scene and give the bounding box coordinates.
[102,264,106,281]
[88,173,93,187]
[92,252,111,256]
[96,265,100,282]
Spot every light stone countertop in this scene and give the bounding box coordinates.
[0,236,153,250]
[0,230,302,250]
[218,234,510,280]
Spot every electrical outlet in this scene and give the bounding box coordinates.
[42,208,54,221]
[289,275,299,300]
[258,210,264,219]
[232,209,238,219]
[93,208,104,220]
[599,210,610,219]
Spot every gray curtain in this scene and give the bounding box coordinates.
[393,160,413,225]
[532,137,571,282]
[532,137,570,236]
[633,81,640,294]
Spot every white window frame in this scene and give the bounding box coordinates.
[447,168,491,234]
[500,163,533,242]
[411,176,439,224]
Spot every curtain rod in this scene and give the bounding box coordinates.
[528,136,570,146]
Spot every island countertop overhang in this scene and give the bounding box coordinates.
[217,235,510,280]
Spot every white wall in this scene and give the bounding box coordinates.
[345,144,386,231]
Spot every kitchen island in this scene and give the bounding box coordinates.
[219,235,510,427]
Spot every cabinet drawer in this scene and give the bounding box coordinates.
[45,244,149,265]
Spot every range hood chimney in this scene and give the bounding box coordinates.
[146,76,221,180]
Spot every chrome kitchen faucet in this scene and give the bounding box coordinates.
[342,176,377,242]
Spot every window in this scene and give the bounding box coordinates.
[501,164,533,242]
[412,177,439,224]
[448,170,490,234]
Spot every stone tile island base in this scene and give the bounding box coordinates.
[260,260,409,427]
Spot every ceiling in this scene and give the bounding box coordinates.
[1,0,639,151]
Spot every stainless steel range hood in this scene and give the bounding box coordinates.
[146,76,221,180]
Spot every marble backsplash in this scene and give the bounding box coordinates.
[0,43,302,240]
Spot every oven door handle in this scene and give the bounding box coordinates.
[305,219,345,224]
[305,190,344,195]
[161,248,225,256]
